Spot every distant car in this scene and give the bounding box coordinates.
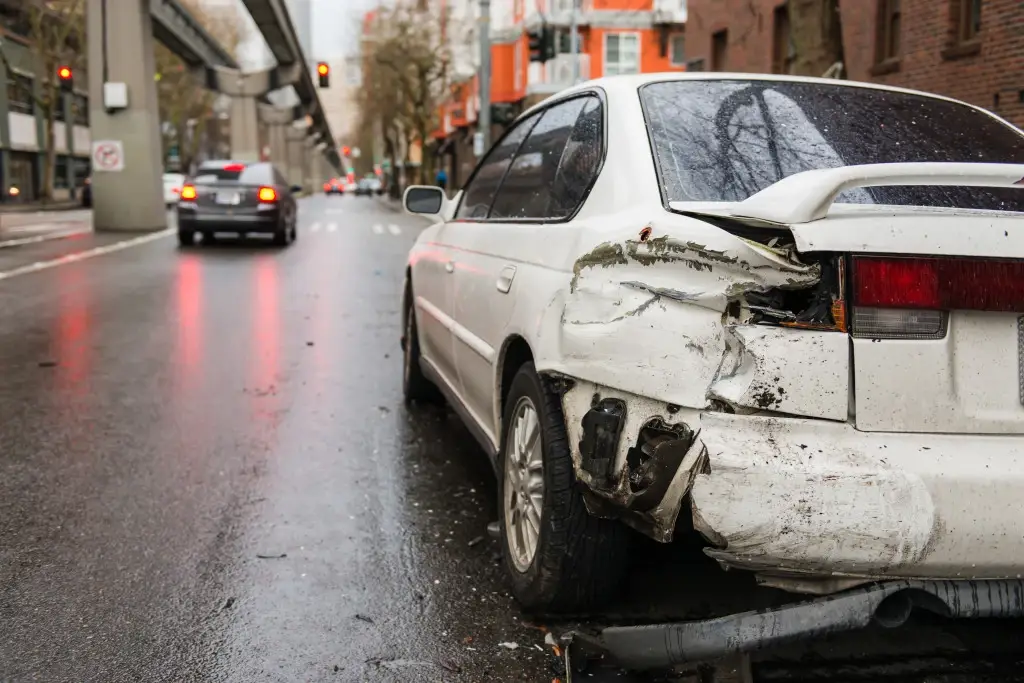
[324,178,344,195]
[176,160,302,247]
[368,177,384,195]
[80,177,91,207]
[354,179,375,196]
[163,172,186,206]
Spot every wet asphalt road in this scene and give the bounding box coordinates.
[2,196,1024,683]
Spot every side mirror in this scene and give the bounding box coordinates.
[290,184,303,194]
[403,185,448,217]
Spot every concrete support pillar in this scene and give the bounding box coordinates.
[304,137,317,191]
[259,104,294,172]
[285,127,307,191]
[87,0,165,231]
[210,65,301,163]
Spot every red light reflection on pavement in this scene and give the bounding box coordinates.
[250,256,280,424]
[175,254,203,386]
[53,265,91,397]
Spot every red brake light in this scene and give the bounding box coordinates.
[257,186,277,202]
[180,185,197,200]
[223,163,245,172]
[852,256,1024,312]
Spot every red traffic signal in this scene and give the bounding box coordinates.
[316,62,329,88]
[57,65,73,92]
[341,146,351,156]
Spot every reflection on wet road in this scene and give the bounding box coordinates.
[2,196,1024,683]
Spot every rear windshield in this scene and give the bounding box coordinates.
[193,165,267,184]
[640,80,1024,213]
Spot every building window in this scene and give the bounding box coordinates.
[54,155,70,189]
[669,34,685,67]
[771,5,795,74]
[557,29,584,55]
[876,0,901,63]
[7,73,34,115]
[604,33,640,76]
[711,30,728,71]
[73,157,91,187]
[956,0,981,43]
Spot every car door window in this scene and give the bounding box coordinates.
[455,112,541,220]
[489,97,588,220]
[548,97,603,218]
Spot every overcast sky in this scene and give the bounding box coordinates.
[310,0,378,59]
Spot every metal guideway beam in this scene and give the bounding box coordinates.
[149,0,238,69]
[237,0,341,171]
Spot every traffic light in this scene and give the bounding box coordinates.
[341,146,351,157]
[57,66,73,92]
[316,62,329,88]
[527,25,554,63]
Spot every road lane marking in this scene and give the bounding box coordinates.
[387,224,401,235]
[372,224,384,234]
[0,228,91,249]
[310,222,321,232]
[327,222,337,232]
[0,228,173,282]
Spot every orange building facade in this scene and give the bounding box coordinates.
[432,0,688,189]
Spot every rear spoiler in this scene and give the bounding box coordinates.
[730,162,1024,225]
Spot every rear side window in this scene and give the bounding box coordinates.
[455,112,541,220]
[490,97,590,220]
[641,79,1024,212]
[548,97,603,218]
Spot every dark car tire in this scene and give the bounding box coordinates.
[402,295,442,405]
[178,230,195,247]
[273,224,294,247]
[498,362,631,613]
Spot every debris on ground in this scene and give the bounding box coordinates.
[354,614,374,624]
[255,553,287,559]
[467,536,485,547]
[486,521,500,539]
[498,642,519,650]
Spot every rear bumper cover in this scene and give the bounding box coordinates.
[177,208,280,233]
[694,412,1024,583]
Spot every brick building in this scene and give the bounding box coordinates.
[684,0,1023,128]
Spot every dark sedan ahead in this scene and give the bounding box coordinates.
[176,161,301,247]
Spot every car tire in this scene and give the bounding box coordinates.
[402,295,442,404]
[273,225,293,247]
[499,362,631,613]
[177,230,195,247]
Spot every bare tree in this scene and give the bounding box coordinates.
[356,0,459,186]
[0,0,85,202]
[155,0,240,173]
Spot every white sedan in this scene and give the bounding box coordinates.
[163,172,186,206]
[400,73,1024,625]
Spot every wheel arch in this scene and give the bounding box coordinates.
[495,335,535,435]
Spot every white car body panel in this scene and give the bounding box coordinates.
[404,73,1024,593]
[163,173,185,205]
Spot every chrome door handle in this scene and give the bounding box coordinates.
[496,265,516,293]
[445,261,455,273]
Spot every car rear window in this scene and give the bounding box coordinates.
[192,164,269,184]
[640,79,1024,213]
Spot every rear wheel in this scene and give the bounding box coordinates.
[177,230,195,247]
[273,223,294,247]
[499,362,631,613]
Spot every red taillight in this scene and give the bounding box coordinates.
[852,256,1024,312]
[257,186,277,202]
[223,163,245,172]
[180,185,197,200]
[851,255,1024,340]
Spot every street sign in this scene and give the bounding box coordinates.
[92,140,124,172]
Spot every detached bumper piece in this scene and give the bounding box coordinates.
[573,579,1024,672]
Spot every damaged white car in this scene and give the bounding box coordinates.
[400,73,1024,623]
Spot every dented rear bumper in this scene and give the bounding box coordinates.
[561,383,1024,589]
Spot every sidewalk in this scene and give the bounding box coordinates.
[0,200,80,215]
[0,209,92,247]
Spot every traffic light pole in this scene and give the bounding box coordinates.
[478,0,491,154]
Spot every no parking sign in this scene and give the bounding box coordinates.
[91,140,124,172]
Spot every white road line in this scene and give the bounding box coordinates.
[327,222,337,232]
[387,224,401,235]
[0,228,174,282]
[372,224,384,235]
[0,228,91,249]
[310,222,321,232]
